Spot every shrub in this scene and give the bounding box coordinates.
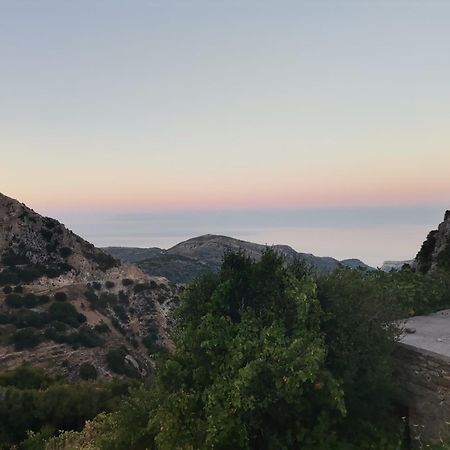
[92,282,102,291]
[84,289,99,303]
[0,365,51,389]
[105,281,115,289]
[142,335,158,352]
[37,295,50,304]
[22,293,38,308]
[54,292,68,302]
[2,285,12,294]
[59,247,73,258]
[11,327,41,350]
[13,310,49,329]
[106,347,139,378]
[1,251,30,266]
[40,229,53,242]
[48,302,84,327]
[99,292,117,306]
[0,313,10,325]
[13,286,23,293]
[122,278,133,287]
[5,294,22,308]
[79,362,98,380]
[0,269,20,286]
[93,252,118,271]
[77,325,102,348]
[94,323,110,334]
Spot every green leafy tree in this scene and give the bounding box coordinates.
[152,250,344,450]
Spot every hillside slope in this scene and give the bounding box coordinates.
[0,193,179,379]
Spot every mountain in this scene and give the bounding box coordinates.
[105,234,373,283]
[0,193,179,379]
[416,210,450,273]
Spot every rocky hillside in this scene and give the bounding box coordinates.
[0,193,180,380]
[105,234,373,283]
[416,211,450,273]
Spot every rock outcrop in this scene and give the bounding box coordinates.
[416,211,450,273]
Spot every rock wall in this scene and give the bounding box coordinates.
[395,343,450,447]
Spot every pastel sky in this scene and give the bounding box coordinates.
[1,1,449,265]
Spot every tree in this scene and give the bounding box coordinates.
[317,268,405,447]
[152,250,344,450]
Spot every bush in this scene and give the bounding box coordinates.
[11,328,42,350]
[122,278,133,287]
[94,322,110,334]
[38,295,50,304]
[0,269,20,286]
[22,293,38,308]
[1,251,30,266]
[54,292,68,302]
[99,292,117,306]
[48,302,85,327]
[106,347,127,374]
[77,325,102,348]
[79,362,98,380]
[84,289,99,303]
[14,285,23,293]
[2,285,12,294]
[105,347,139,378]
[105,281,115,289]
[59,247,73,258]
[5,294,22,308]
[0,365,51,389]
[12,310,49,328]
[40,229,53,242]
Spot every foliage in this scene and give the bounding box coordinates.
[79,363,98,380]
[317,269,405,446]
[59,247,73,258]
[106,347,140,378]
[48,302,86,328]
[2,285,12,294]
[0,366,132,448]
[152,251,345,450]
[11,327,42,350]
[54,292,68,302]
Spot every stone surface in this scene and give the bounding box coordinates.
[396,310,450,446]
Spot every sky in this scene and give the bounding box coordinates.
[1,1,449,265]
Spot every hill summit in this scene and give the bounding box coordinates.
[105,234,373,284]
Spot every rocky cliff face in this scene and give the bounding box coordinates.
[0,193,179,379]
[416,211,450,273]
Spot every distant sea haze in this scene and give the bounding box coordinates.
[50,205,447,268]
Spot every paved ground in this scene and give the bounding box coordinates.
[399,309,450,358]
